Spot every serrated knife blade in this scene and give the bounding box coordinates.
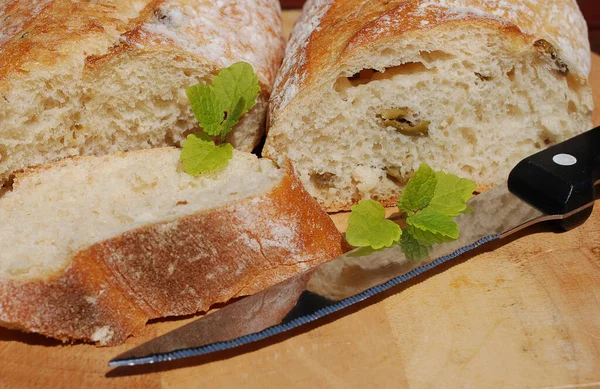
[109,126,600,368]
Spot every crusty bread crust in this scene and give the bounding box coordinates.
[0,160,348,345]
[264,0,592,211]
[0,0,285,183]
[268,0,590,117]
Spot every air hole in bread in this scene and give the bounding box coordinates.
[339,62,429,90]
[380,48,395,57]
[23,114,39,127]
[475,72,492,81]
[506,67,516,81]
[507,104,523,116]
[163,129,177,146]
[382,62,429,76]
[130,175,159,193]
[461,165,475,175]
[566,73,584,93]
[42,97,62,111]
[538,129,556,146]
[419,50,454,63]
[0,145,7,164]
[346,69,380,86]
[0,174,14,197]
[80,94,92,104]
[459,127,477,145]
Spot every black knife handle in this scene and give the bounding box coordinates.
[508,126,600,230]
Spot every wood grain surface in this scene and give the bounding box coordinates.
[1,12,600,389]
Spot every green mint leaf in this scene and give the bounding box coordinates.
[347,245,383,258]
[403,225,454,246]
[185,84,226,136]
[185,62,260,139]
[398,163,437,213]
[180,134,233,176]
[427,171,477,217]
[399,230,432,261]
[219,97,247,140]
[346,200,402,250]
[212,61,260,120]
[407,208,459,240]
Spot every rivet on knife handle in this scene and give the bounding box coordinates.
[508,126,599,229]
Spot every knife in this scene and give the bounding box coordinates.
[109,126,600,367]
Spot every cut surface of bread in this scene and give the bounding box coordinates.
[0,150,281,279]
[0,0,285,185]
[264,0,594,211]
[0,149,346,345]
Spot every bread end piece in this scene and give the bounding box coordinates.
[0,0,285,186]
[0,152,347,345]
[265,0,594,211]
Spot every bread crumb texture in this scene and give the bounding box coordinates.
[0,0,285,184]
[265,0,593,211]
[0,149,346,344]
[0,149,281,279]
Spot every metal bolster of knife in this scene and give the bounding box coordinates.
[508,126,600,230]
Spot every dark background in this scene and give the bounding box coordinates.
[280,0,600,53]
[578,0,600,52]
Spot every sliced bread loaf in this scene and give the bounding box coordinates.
[264,0,594,211]
[0,148,346,345]
[0,0,285,185]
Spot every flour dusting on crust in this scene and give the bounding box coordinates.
[270,0,590,117]
[414,0,590,75]
[140,0,285,86]
[0,0,53,46]
[270,0,334,112]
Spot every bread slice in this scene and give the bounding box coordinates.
[0,0,285,185]
[0,149,347,345]
[264,0,594,211]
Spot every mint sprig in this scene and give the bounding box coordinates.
[345,200,402,250]
[399,163,475,258]
[398,163,437,214]
[180,133,234,176]
[345,163,476,258]
[181,62,259,176]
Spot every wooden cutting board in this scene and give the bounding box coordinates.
[2,12,600,389]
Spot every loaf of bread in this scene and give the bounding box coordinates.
[0,149,347,345]
[264,0,594,211]
[0,0,285,186]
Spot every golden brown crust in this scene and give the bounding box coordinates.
[83,0,284,92]
[269,0,590,116]
[0,160,348,345]
[265,0,592,212]
[0,251,148,345]
[0,0,148,83]
[0,0,286,182]
[0,0,284,86]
